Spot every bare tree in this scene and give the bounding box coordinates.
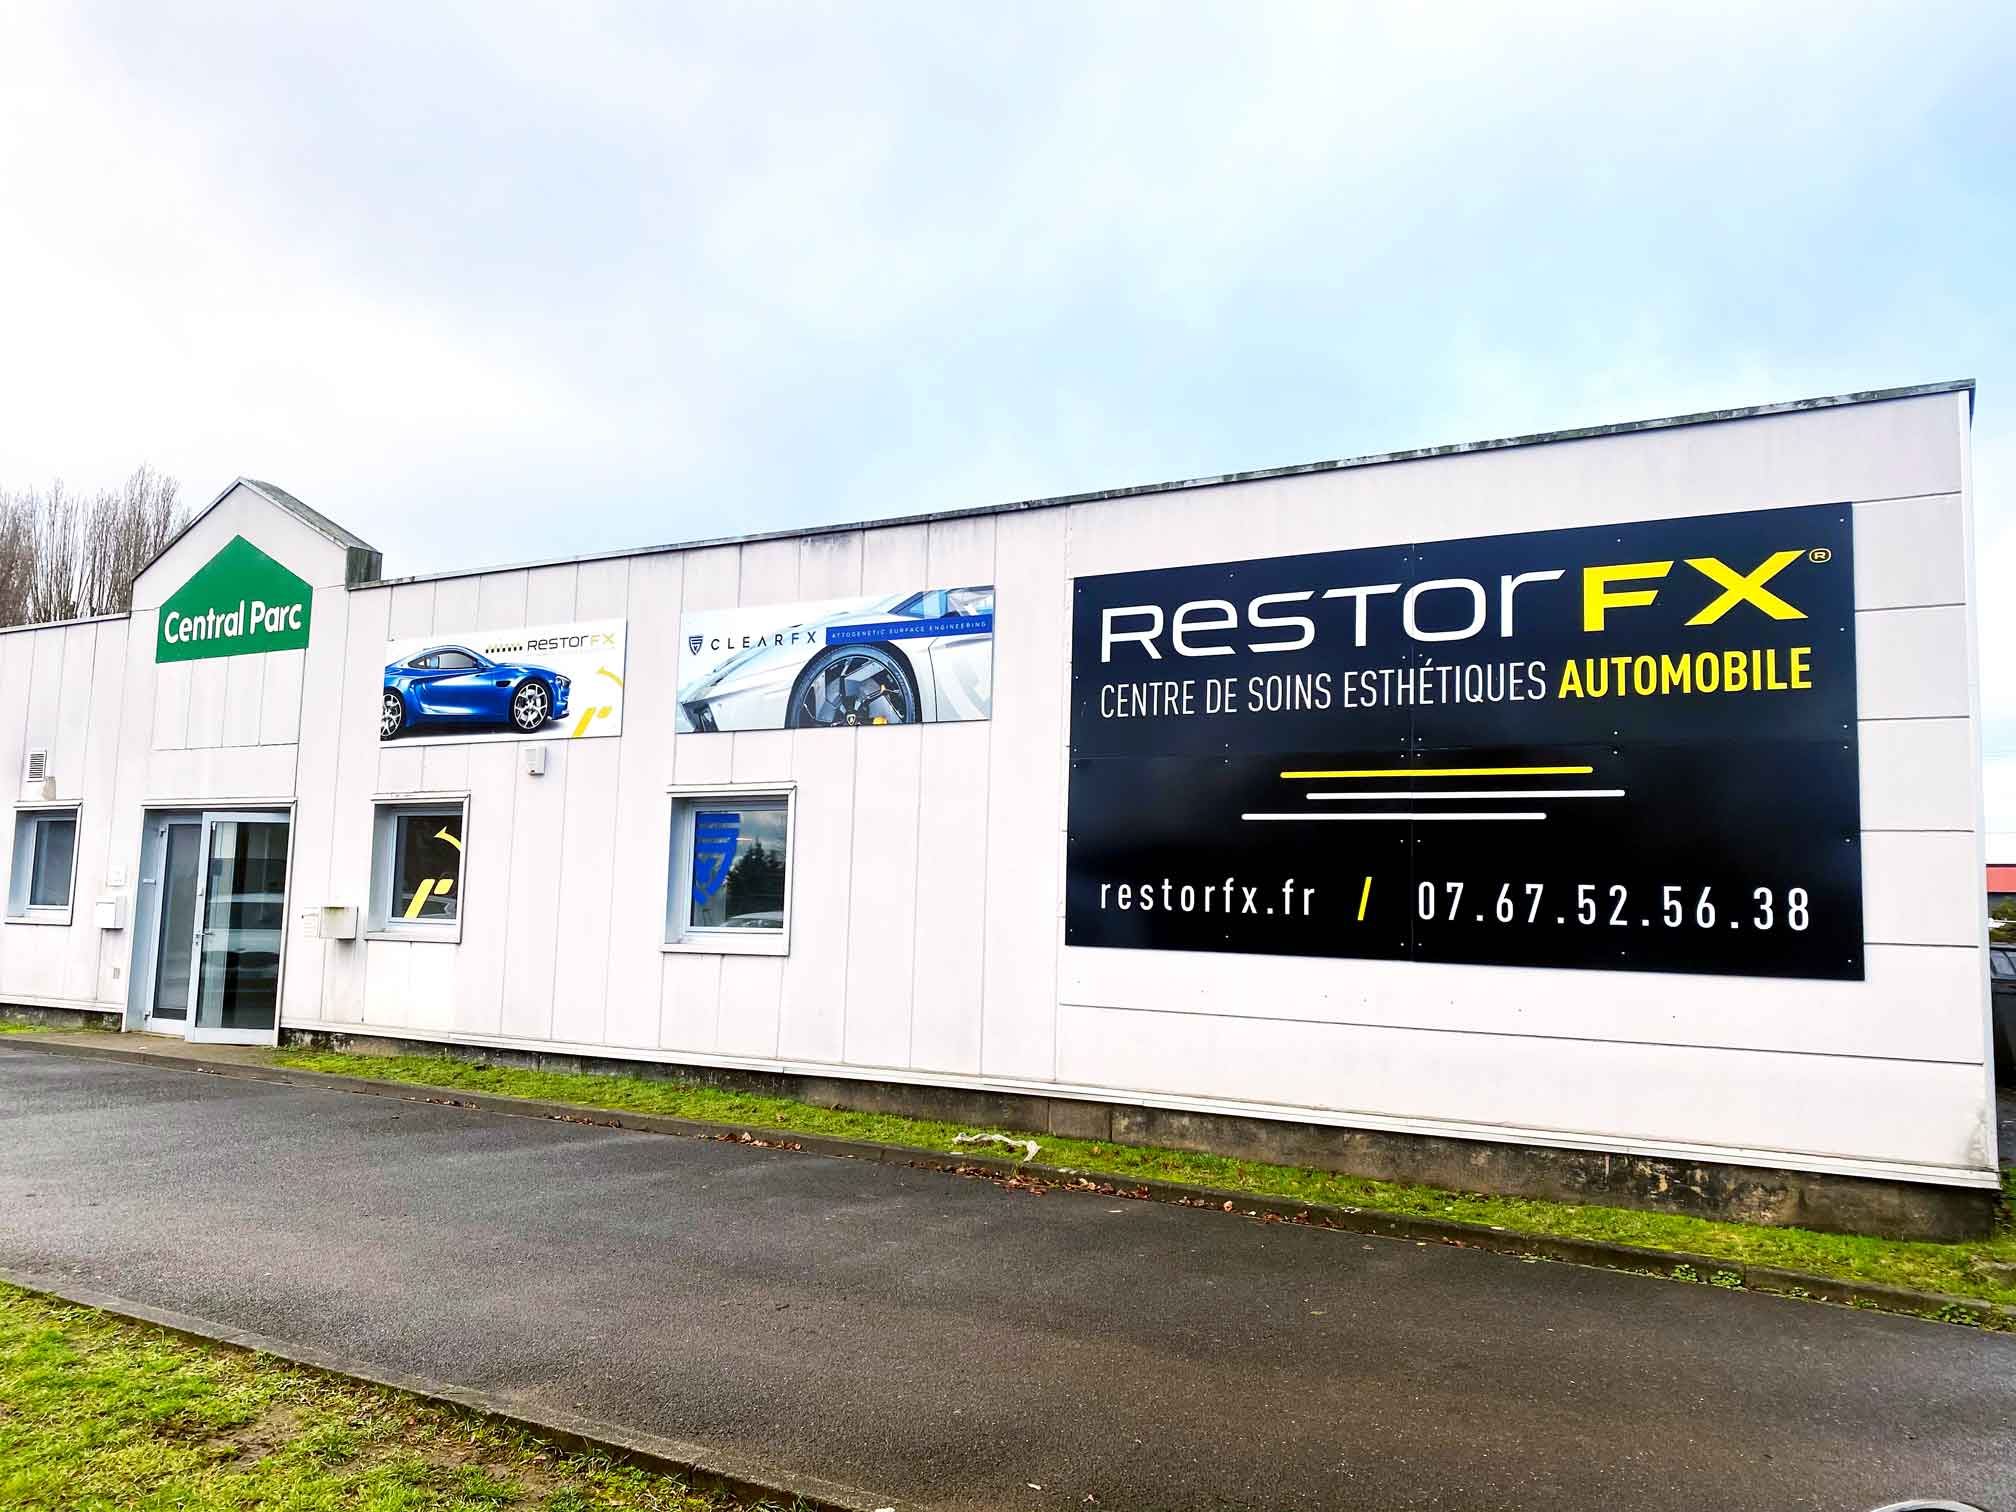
[0,466,186,627]
[0,493,32,629]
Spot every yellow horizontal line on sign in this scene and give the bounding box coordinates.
[1280,765,1596,779]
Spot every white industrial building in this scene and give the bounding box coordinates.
[0,380,1995,1237]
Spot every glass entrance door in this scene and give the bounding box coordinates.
[188,814,290,1044]
[143,820,204,1028]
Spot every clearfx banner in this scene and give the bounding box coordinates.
[1065,503,1862,980]
[676,586,995,732]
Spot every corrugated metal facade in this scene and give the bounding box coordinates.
[0,384,1996,1194]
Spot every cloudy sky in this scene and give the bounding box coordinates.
[3,2,2012,827]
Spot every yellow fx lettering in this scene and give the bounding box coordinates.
[1681,551,1807,625]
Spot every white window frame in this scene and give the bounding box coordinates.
[367,795,469,943]
[7,803,81,925]
[664,782,795,957]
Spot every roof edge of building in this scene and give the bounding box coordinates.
[343,377,1975,592]
[138,476,385,587]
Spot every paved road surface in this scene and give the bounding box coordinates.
[2,1045,2011,1512]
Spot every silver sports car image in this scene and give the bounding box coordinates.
[677,586,994,732]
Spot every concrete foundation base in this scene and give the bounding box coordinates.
[282,1027,2001,1242]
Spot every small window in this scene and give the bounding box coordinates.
[434,650,480,670]
[9,807,79,921]
[370,801,466,937]
[1993,949,2016,981]
[666,789,792,953]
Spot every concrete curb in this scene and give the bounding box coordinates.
[8,1034,2013,1332]
[0,1262,896,1512]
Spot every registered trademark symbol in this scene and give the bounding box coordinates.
[1808,547,1832,563]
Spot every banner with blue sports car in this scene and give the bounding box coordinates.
[677,586,995,732]
[380,619,628,743]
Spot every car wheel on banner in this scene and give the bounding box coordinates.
[789,647,919,728]
[511,679,552,733]
[380,690,406,739]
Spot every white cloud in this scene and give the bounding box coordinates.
[0,1,2006,661]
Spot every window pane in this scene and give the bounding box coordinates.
[28,817,75,908]
[690,806,786,929]
[392,812,463,922]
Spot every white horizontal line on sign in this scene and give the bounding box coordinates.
[1304,789,1626,801]
[1240,812,1548,822]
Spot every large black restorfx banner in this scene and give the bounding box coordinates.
[1066,502,1862,980]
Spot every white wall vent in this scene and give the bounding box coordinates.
[22,749,48,784]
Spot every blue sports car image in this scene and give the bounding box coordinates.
[382,645,571,739]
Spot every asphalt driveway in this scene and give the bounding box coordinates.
[2,1044,2012,1512]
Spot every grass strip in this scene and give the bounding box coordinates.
[0,1281,789,1511]
[271,1048,2016,1308]
[0,1023,113,1035]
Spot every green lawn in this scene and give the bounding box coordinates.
[271,1049,2016,1314]
[0,1282,786,1511]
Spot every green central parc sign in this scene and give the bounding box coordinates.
[156,536,314,663]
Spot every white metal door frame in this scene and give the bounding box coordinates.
[132,804,295,1046]
[134,814,204,1035]
[184,808,292,1046]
